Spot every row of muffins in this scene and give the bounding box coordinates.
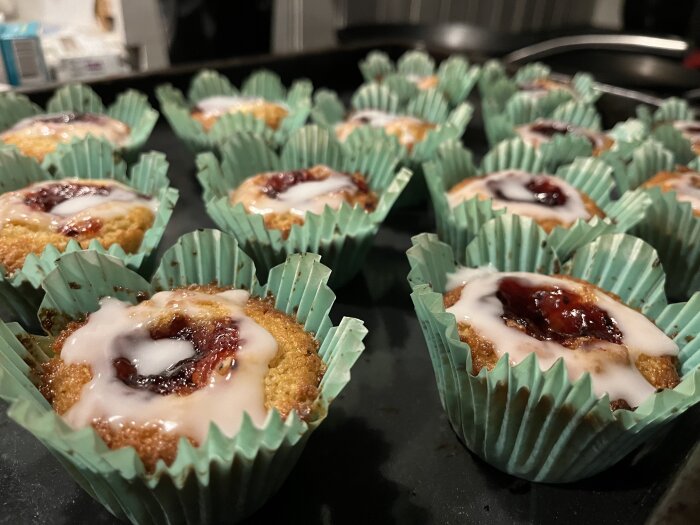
[0,49,698,523]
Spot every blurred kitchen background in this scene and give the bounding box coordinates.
[0,0,698,95]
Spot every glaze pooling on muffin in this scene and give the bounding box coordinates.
[445,267,679,406]
[0,112,130,146]
[193,95,287,119]
[230,164,371,218]
[57,289,278,441]
[516,119,608,150]
[446,170,591,224]
[0,179,157,237]
[649,170,700,213]
[334,109,435,149]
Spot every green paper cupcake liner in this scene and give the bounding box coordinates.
[197,125,411,287]
[599,139,674,194]
[0,84,158,162]
[359,50,479,107]
[0,228,366,524]
[636,97,696,165]
[311,83,472,207]
[156,69,313,152]
[0,137,178,328]
[425,138,650,262]
[406,224,700,482]
[630,182,700,300]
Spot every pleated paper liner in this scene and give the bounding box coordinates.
[406,222,700,483]
[0,84,158,163]
[0,229,366,524]
[479,60,599,115]
[599,139,675,194]
[636,97,697,165]
[156,69,312,153]
[425,138,650,262]
[197,125,411,287]
[0,137,178,329]
[311,83,472,206]
[359,50,480,107]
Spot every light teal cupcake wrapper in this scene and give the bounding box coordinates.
[0,137,178,328]
[0,229,366,524]
[198,125,411,286]
[359,50,394,82]
[156,69,312,152]
[630,185,700,300]
[407,224,700,482]
[650,124,696,165]
[599,139,674,193]
[0,84,158,161]
[637,97,695,126]
[425,138,649,261]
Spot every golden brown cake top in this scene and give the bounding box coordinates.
[42,288,296,442]
[192,95,287,118]
[672,120,700,149]
[444,267,679,407]
[0,112,130,147]
[0,179,157,237]
[516,77,576,100]
[334,109,435,150]
[446,169,594,224]
[230,164,376,218]
[644,168,700,214]
[515,118,612,152]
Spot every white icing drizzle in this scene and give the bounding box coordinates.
[0,113,130,146]
[445,267,679,406]
[335,110,430,148]
[446,169,592,224]
[663,171,700,212]
[230,165,360,217]
[515,119,608,149]
[672,120,700,146]
[516,78,575,101]
[0,179,158,232]
[59,289,279,441]
[195,95,286,118]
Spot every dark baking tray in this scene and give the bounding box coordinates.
[2,43,699,525]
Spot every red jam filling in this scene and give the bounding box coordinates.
[59,217,103,237]
[23,182,111,213]
[529,120,599,148]
[496,277,622,345]
[488,175,568,206]
[260,169,317,198]
[113,315,241,396]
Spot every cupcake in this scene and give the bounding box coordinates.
[627,154,700,299]
[484,99,646,170]
[156,69,312,151]
[358,50,480,106]
[425,138,649,260]
[0,137,178,328]
[0,229,366,524]
[312,83,472,206]
[198,125,411,286]
[478,60,598,116]
[0,84,157,163]
[407,220,700,482]
[637,97,699,164]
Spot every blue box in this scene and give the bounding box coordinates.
[0,22,49,86]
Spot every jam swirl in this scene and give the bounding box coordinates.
[23,182,112,213]
[496,277,622,346]
[260,168,369,198]
[488,175,568,207]
[113,314,241,396]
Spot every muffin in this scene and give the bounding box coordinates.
[407,228,700,483]
[39,284,325,471]
[0,178,157,274]
[443,268,679,410]
[516,77,576,101]
[190,96,289,131]
[334,109,436,151]
[642,167,700,215]
[670,120,700,155]
[515,118,614,155]
[445,169,604,232]
[0,112,130,162]
[0,229,366,524]
[229,164,378,238]
[156,69,312,152]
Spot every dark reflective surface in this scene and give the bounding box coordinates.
[1,46,699,525]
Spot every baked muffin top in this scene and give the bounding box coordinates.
[190,95,289,131]
[516,77,575,101]
[444,267,679,408]
[515,118,613,153]
[671,120,700,152]
[644,168,700,214]
[40,286,324,470]
[0,179,157,237]
[335,109,435,150]
[446,169,601,228]
[0,112,130,150]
